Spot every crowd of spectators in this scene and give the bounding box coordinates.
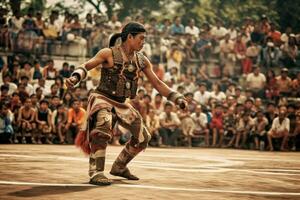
[0,8,300,151]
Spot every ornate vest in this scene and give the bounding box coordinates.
[96,46,145,102]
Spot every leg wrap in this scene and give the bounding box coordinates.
[89,109,113,154]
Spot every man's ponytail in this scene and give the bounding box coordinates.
[109,33,122,47]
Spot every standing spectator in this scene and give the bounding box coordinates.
[195,31,213,62]
[268,106,290,151]
[65,99,86,144]
[276,68,292,96]
[219,33,235,75]
[191,105,209,147]
[159,102,181,146]
[234,34,247,74]
[246,66,266,98]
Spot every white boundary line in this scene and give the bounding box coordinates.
[0,180,300,196]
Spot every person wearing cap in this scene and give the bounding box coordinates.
[276,68,292,96]
[65,22,187,185]
[246,66,266,98]
[268,106,290,151]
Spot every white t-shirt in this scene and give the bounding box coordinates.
[191,112,207,130]
[211,26,228,39]
[185,26,199,38]
[194,91,211,105]
[271,117,290,132]
[246,73,266,89]
[210,91,226,101]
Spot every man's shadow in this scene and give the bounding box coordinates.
[8,179,130,198]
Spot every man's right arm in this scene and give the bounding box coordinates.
[65,48,112,88]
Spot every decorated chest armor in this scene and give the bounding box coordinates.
[97,46,145,99]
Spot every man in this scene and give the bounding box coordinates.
[191,105,209,147]
[65,22,187,185]
[159,102,182,147]
[268,106,290,151]
[65,99,86,144]
[276,68,292,96]
[194,82,211,105]
[246,66,266,98]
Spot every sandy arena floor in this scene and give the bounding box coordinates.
[0,145,299,200]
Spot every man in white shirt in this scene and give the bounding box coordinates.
[191,105,209,146]
[185,19,199,38]
[107,14,122,31]
[211,20,228,40]
[159,102,181,146]
[194,82,211,105]
[268,106,290,151]
[246,66,266,98]
[20,76,34,96]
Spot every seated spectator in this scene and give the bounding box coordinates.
[280,35,298,68]
[210,83,226,102]
[235,86,246,104]
[0,84,10,103]
[52,104,68,144]
[146,109,161,147]
[170,16,184,35]
[235,112,254,149]
[151,93,165,115]
[35,99,52,144]
[2,74,17,96]
[59,62,71,78]
[0,103,14,144]
[49,95,61,111]
[194,31,213,62]
[276,68,292,96]
[246,66,266,98]
[210,104,224,147]
[291,72,300,97]
[20,75,34,96]
[252,110,269,150]
[17,98,36,144]
[289,110,300,150]
[32,60,43,80]
[224,107,237,147]
[259,40,281,69]
[43,59,58,80]
[265,69,279,101]
[194,82,211,105]
[268,106,290,151]
[191,105,209,147]
[159,102,181,146]
[244,41,260,74]
[65,99,86,144]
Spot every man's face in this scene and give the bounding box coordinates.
[40,102,48,110]
[73,101,80,110]
[155,95,162,103]
[200,85,206,92]
[129,33,145,51]
[24,99,32,107]
[267,105,275,113]
[165,105,172,114]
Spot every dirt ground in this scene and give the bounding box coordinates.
[0,145,299,200]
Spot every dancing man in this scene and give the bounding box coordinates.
[66,22,187,185]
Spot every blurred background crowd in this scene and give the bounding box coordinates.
[0,0,299,151]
